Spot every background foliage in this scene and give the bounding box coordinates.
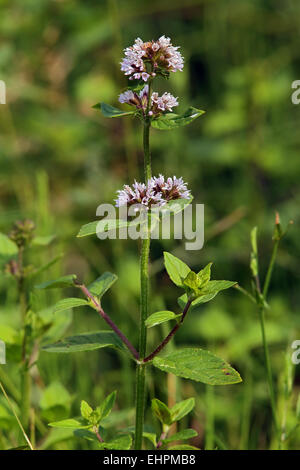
[0,0,299,449]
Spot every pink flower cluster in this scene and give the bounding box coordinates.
[118,85,178,115]
[115,175,191,210]
[120,36,184,81]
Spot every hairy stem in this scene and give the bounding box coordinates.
[143,299,192,363]
[77,284,139,360]
[134,98,152,449]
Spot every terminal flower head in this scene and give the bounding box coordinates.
[120,36,184,81]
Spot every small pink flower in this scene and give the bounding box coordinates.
[115,175,191,210]
[119,85,178,114]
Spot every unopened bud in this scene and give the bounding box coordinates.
[9,219,35,248]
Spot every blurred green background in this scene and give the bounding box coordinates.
[0,0,299,450]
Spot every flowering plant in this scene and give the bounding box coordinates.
[38,36,242,450]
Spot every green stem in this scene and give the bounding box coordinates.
[20,366,31,432]
[263,239,279,299]
[258,306,278,437]
[134,98,152,449]
[257,237,281,444]
[205,385,215,450]
[135,234,150,449]
[143,80,152,182]
[18,248,31,434]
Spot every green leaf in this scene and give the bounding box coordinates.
[42,331,128,354]
[151,399,172,426]
[48,417,91,429]
[168,444,199,450]
[97,391,117,421]
[163,252,190,287]
[162,428,198,445]
[35,274,77,289]
[153,348,242,385]
[88,272,118,298]
[77,219,138,238]
[145,311,181,328]
[97,434,132,450]
[93,102,135,118]
[201,280,237,295]
[143,432,157,447]
[53,298,89,314]
[178,292,218,310]
[183,271,199,291]
[151,107,205,130]
[197,262,212,288]
[80,400,93,420]
[170,398,195,423]
[160,197,193,216]
[74,429,99,442]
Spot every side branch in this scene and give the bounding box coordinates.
[143,299,192,363]
[77,283,139,361]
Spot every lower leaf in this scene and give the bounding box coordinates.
[152,348,242,385]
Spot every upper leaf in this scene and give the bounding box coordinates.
[178,292,219,310]
[88,272,118,298]
[93,102,135,118]
[35,274,77,289]
[163,252,190,287]
[42,330,128,354]
[151,107,205,130]
[80,400,93,421]
[97,391,117,422]
[145,311,181,328]
[201,280,237,295]
[153,348,242,385]
[197,262,212,288]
